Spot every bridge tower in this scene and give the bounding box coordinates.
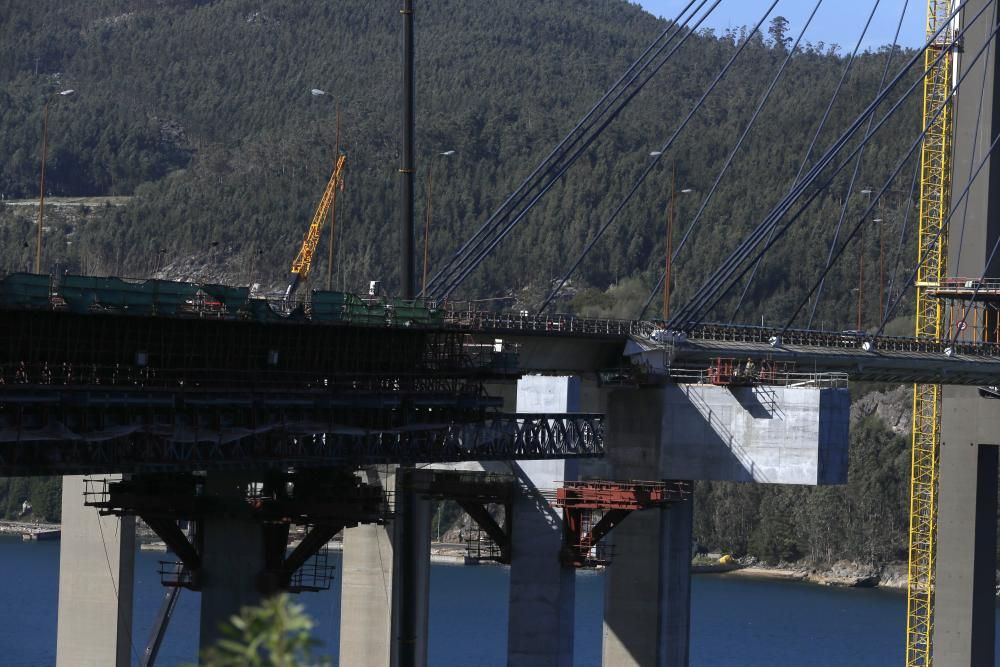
[930,0,1000,665]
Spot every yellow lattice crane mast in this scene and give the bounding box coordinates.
[285,154,347,302]
[906,2,954,665]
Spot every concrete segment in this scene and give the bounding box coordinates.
[198,474,264,650]
[340,523,394,665]
[661,384,848,485]
[603,387,691,667]
[56,474,135,667]
[341,467,396,667]
[933,1,1000,661]
[934,387,1000,666]
[508,375,580,667]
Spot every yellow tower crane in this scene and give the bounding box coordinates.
[284,154,348,302]
[906,1,954,665]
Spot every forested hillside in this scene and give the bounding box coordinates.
[1,0,919,326]
[0,1,928,565]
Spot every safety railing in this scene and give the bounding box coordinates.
[0,362,508,396]
[678,323,1000,357]
[441,309,651,338]
[666,363,849,388]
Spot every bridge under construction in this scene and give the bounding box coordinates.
[14,0,1000,665]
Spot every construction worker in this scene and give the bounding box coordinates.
[744,357,756,379]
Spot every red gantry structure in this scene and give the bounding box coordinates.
[556,480,691,567]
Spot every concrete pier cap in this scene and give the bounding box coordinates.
[655,383,850,485]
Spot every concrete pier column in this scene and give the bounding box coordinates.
[601,387,691,667]
[507,375,580,667]
[933,387,1000,666]
[390,484,431,667]
[198,474,264,649]
[340,523,394,665]
[340,467,430,667]
[56,474,136,667]
[602,499,692,667]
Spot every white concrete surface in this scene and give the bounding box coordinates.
[661,384,849,485]
[340,523,394,666]
[340,467,396,667]
[508,375,580,667]
[56,475,135,667]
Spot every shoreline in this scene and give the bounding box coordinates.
[695,562,907,592]
[3,521,907,591]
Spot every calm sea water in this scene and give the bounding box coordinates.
[1,535,995,666]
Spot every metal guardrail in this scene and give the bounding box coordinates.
[8,271,1000,355]
[678,323,1000,357]
[0,362,505,394]
[441,309,652,338]
[666,366,849,388]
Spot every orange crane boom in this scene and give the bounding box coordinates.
[285,154,347,301]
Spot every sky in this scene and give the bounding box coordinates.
[636,1,927,52]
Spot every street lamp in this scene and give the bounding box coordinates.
[422,149,455,295]
[662,166,694,320]
[35,89,74,274]
[310,88,346,291]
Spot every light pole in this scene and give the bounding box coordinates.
[874,215,885,319]
[650,152,692,320]
[857,189,873,330]
[422,150,455,296]
[35,89,74,274]
[311,88,345,292]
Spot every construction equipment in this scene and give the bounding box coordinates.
[284,154,347,302]
[906,2,955,665]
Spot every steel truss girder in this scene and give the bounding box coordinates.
[0,414,604,476]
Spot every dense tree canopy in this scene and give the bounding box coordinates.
[0,0,920,329]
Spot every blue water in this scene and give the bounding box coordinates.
[0,535,979,666]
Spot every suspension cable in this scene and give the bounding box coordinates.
[779,13,1000,334]
[631,0,826,320]
[730,0,894,321]
[681,5,995,332]
[878,128,1000,337]
[422,0,706,297]
[427,0,719,300]
[536,0,782,314]
[669,0,980,330]
[806,0,903,327]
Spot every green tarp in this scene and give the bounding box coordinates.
[0,273,50,308]
[60,275,199,315]
[310,290,349,321]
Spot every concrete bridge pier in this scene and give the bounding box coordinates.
[339,467,431,667]
[198,473,266,649]
[55,475,136,667]
[933,387,999,666]
[602,388,692,667]
[340,522,395,664]
[601,381,850,666]
[507,375,581,667]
